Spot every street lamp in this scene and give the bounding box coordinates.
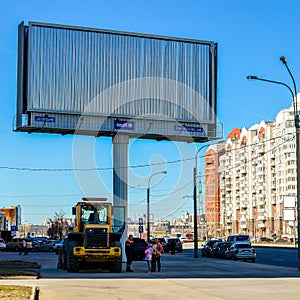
[247,56,300,270]
[147,170,167,242]
[193,140,224,258]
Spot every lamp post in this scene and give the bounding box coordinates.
[193,140,224,258]
[147,171,167,242]
[247,56,300,270]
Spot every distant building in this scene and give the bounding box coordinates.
[204,143,225,238]
[215,99,299,239]
[0,205,21,231]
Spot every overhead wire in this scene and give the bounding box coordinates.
[0,133,294,172]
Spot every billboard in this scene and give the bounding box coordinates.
[15,21,221,142]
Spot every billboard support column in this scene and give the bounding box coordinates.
[113,134,129,264]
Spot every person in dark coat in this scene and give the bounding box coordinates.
[125,234,134,272]
[170,239,176,255]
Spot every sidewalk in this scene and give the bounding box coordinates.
[2,277,300,300]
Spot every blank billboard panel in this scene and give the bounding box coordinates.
[16,21,221,141]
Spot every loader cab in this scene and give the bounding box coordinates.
[71,198,125,234]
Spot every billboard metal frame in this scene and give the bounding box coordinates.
[15,21,222,142]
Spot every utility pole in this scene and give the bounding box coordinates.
[247,56,300,270]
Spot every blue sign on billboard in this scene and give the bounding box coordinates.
[174,125,204,133]
[138,225,143,233]
[114,120,134,130]
[11,225,17,231]
[35,116,55,123]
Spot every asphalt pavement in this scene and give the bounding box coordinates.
[1,246,300,299]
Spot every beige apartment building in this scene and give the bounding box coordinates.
[207,101,298,239]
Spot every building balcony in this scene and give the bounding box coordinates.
[240,201,247,208]
[226,186,232,192]
[225,177,232,183]
[271,181,276,190]
[257,169,264,176]
[257,222,266,228]
[257,193,265,198]
[240,165,247,174]
[257,146,265,154]
[271,196,276,204]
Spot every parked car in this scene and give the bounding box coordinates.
[133,238,148,260]
[33,239,59,252]
[225,243,256,262]
[0,238,6,252]
[201,239,223,257]
[6,237,33,252]
[165,238,183,253]
[227,234,251,244]
[32,237,48,246]
[210,242,232,258]
[256,237,274,242]
[274,238,288,243]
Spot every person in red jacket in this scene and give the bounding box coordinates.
[151,239,164,272]
[125,234,134,272]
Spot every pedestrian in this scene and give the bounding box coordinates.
[170,239,176,255]
[19,238,28,255]
[151,238,164,272]
[144,243,152,273]
[125,234,134,272]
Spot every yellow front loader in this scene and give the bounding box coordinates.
[65,198,124,273]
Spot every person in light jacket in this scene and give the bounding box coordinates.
[144,244,152,273]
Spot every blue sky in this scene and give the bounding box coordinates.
[1,0,300,224]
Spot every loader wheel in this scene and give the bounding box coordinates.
[109,241,122,273]
[67,240,79,272]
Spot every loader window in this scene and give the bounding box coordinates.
[81,205,97,224]
[81,204,108,224]
[97,207,108,223]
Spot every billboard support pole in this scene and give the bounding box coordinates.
[113,134,129,265]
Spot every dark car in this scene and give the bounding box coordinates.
[33,239,59,252]
[165,238,183,253]
[133,238,148,260]
[210,242,232,258]
[201,239,223,257]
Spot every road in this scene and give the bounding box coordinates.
[254,245,298,268]
[0,246,299,278]
[1,246,300,299]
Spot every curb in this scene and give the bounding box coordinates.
[31,286,39,300]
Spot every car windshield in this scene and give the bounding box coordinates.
[236,244,251,248]
[235,235,249,241]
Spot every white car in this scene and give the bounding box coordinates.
[225,242,256,262]
[0,238,6,252]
